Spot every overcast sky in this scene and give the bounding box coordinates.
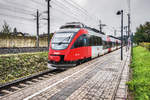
[0,0,150,37]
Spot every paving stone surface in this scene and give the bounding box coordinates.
[0,49,130,100]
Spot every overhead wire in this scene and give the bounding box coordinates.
[54,0,84,17]
[0,2,35,14]
[0,11,34,22]
[51,1,80,21]
[53,0,95,25]
[30,0,46,7]
[60,1,90,21]
[63,0,97,22]
[2,0,37,10]
[0,0,99,34]
[0,4,35,16]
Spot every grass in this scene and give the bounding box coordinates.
[0,52,48,84]
[127,46,150,100]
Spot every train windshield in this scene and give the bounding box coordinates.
[51,32,74,50]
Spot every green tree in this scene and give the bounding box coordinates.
[1,21,11,34]
[13,27,17,34]
[134,22,150,44]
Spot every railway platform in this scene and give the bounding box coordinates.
[0,48,130,100]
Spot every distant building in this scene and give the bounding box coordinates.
[14,32,24,36]
[11,32,31,37]
[23,33,30,37]
[40,33,54,38]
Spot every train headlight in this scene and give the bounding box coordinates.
[51,43,69,50]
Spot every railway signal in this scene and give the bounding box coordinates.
[116,10,123,60]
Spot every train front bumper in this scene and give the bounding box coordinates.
[47,63,57,69]
[48,60,77,69]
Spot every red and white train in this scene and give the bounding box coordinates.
[48,22,121,69]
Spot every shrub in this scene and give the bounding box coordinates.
[127,46,150,100]
[0,52,48,84]
[139,42,150,51]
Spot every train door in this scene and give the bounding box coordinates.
[83,34,90,58]
[72,34,88,60]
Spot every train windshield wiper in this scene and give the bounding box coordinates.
[58,36,71,45]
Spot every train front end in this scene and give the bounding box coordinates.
[48,29,79,69]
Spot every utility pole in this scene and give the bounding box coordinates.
[127,0,131,51]
[46,0,51,48]
[47,0,50,48]
[127,13,131,51]
[124,26,128,52]
[124,26,128,42]
[128,14,130,37]
[131,32,133,58]
[114,29,117,37]
[36,9,39,47]
[99,20,106,33]
[117,10,123,60]
[99,20,102,32]
[121,10,123,60]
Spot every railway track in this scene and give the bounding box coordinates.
[0,69,64,97]
[0,54,101,98]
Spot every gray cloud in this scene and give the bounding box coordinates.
[0,0,149,36]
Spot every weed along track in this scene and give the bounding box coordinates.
[0,69,64,97]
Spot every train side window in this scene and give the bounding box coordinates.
[94,36,96,46]
[103,41,107,49]
[83,37,87,46]
[94,36,97,46]
[104,41,107,49]
[73,37,80,48]
[95,36,98,46]
[73,40,78,48]
[88,36,91,46]
[98,37,102,46]
[87,35,102,46]
[72,34,86,49]
[92,36,94,46]
[89,35,94,46]
[107,41,109,48]
[79,36,84,47]
[86,34,90,46]
[82,34,88,46]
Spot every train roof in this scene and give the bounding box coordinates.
[85,27,105,35]
[60,22,85,29]
[86,28,120,41]
[57,23,120,41]
[85,28,107,40]
[56,28,81,33]
[108,35,120,40]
